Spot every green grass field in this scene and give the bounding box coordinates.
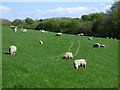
[2,26,118,88]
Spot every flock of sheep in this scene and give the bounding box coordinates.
[8,26,110,70]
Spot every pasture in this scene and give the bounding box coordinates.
[2,26,118,88]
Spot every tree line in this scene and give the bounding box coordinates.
[1,1,120,39]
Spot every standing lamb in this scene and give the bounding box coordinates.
[73,59,87,69]
[63,52,73,59]
[9,45,17,55]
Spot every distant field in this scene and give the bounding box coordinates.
[2,26,118,88]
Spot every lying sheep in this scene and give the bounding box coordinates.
[73,59,87,69]
[88,37,93,40]
[80,33,84,36]
[22,29,27,33]
[9,45,17,55]
[93,43,100,48]
[63,52,73,59]
[41,30,47,33]
[56,33,62,36]
[76,34,80,36]
[39,41,43,44]
[76,33,84,36]
[100,44,105,47]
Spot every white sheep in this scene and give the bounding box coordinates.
[93,43,100,48]
[56,33,62,36]
[39,41,43,44]
[63,52,73,59]
[10,26,17,32]
[41,30,47,33]
[9,45,17,55]
[74,59,87,69]
[22,29,27,33]
[100,44,105,47]
[80,33,84,36]
[10,25,15,29]
[14,28,17,32]
[88,37,93,40]
[76,34,80,36]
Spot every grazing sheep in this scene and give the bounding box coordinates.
[100,44,105,47]
[74,59,87,69]
[56,33,62,36]
[106,37,109,39]
[22,29,27,33]
[93,43,100,48]
[63,52,73,59]
[9,45,17,55]
[39,41,43,44]
[88,37,93,40]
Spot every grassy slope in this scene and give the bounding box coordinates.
[2,26,118,88]
[0,25,2,89]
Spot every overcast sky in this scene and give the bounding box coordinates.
[0,1,114,21]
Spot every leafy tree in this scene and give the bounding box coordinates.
[25,18,34,25]
[81,15,89,21]
[12,19,25,27]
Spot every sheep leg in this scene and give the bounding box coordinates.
[75,65,78,69]
[13,52,15,55]
[83,64,86,69]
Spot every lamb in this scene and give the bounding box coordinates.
[63,52,73,59]
[93,43,100,48]
[9,45,17,55]
[39,41,43,44]
[56,33,62,36]
[73,59,87,69]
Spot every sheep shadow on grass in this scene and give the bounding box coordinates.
[4,52,11,55]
